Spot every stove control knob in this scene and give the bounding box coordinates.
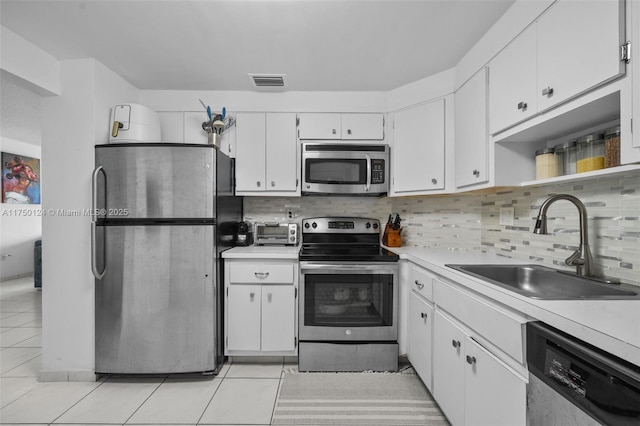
[312,222,317,229]
[366,222,371,229]
[304,222,310,229]
[372,222,379,229]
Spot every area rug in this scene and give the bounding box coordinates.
[271,370,450,425]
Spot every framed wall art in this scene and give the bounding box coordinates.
[2,152,41,204]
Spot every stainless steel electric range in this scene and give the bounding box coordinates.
[298,217,400,372]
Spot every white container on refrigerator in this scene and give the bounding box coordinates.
[109,103,162,143]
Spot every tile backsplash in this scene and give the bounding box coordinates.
[243,172,640,286]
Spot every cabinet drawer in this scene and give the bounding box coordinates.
[229,263,294,284]
[409,266,433,301]
[434,279,526,363]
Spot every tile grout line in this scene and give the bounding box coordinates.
[122,375,168,425]
[48,376,108,425]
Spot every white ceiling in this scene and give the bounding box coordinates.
[0,0,515,92]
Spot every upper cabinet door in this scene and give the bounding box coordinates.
[392,99,446,193]
[298,113,341,139]
[537,0,625,111]
[265,113,298,192]
[455,68,489,189]
[489,26,537,134]
[341,114,384,140]
[235,113,266,192]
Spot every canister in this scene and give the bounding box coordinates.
[577,133,605,173]
[554,140,577,175]
[535,147,557,179]
[604,125,620,168]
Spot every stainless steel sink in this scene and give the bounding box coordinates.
[446,264,640,300]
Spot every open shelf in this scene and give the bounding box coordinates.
[520,164,640,187]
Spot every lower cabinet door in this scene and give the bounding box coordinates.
[227,284,261,352]
[464,337,526,426]
[407,291,434,390]
[433,310,466,426]
[261,285,295,352]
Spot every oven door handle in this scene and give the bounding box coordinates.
[300,263,397,272]
[365,154,371,192]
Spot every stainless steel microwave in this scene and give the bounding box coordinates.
[301,143,389,196]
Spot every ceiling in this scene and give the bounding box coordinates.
[0,0,515,92]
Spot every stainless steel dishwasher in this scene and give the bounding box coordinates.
[527,322,640,426]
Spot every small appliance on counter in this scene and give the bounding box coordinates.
[255,222,299,246]
[236,221,253,246]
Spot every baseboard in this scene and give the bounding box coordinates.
[0,272,34,282]
[39,370,97,382]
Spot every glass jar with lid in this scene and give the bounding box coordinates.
[554,139,577,175]
[604,125,620,168]
[535,147,558,179]
[577,133,605,173]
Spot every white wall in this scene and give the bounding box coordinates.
[40,59,139,381]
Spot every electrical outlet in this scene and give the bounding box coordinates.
[499,207,515,226]
[287,210,294,219]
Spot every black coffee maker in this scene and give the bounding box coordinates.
[236,221,253,246]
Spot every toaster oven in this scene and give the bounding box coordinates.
[254,223,299,246]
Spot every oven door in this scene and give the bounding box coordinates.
[299,262,398,342]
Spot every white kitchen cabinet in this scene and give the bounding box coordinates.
[407,291,434,391]
[235,112,298,195]
[225,260,297,355]
[489,0,625,135]
[298,113,384,140]
[391,98,445,194]
[433,310,526,426]
[632,0,640,154]
[488,27,537,133]
[455,68,489,189]
[433,310,466,426]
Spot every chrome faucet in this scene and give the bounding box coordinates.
[533,194,594,277]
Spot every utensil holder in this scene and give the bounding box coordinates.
[382,225,402,247]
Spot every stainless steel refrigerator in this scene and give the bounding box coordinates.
[92,143,242,374]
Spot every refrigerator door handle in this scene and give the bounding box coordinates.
[91,222,106,280]
[92,165,104,221]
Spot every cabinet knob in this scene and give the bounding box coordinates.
[420,312,428,319]
[431,178,438,185]
[517,101,527,110]
[466,355,477,365]
[332,129,337,135]
[267,293,272,303]
[271,181,275,187]
[250,292,255,301]
[473,169,480,177]
[256,181,261,187]
[452,340,461,348]
[347,129,352,135]
[414,280,424,289]
[542,86,554,97]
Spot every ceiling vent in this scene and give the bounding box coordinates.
[248,73,287,90]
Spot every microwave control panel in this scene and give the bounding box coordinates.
[371,159,385,184]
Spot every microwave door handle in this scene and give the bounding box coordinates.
[365,154,371,192]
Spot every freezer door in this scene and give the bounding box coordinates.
[95,145,215,219]
[95,224,216,374]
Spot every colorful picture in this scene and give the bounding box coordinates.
[2,152,40,204]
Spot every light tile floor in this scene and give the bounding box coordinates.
[0,276,294,425]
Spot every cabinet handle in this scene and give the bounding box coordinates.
[414,280,424,289]
[473,169,480,177]
[452,340,461,348]
[267,293,272,303]
[541,86,554,97]
[347,129,352,135]
[250,292,255,301]
[420,312,428,319]
[332,129,337,135]
[431,178,437,185]
[466,355,477,365]
[256,181,261,187]
[517,101,527,110]
[254,272,270,278]
[271,181,275,187]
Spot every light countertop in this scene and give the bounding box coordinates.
[222,245,301,260]
[388,246,640,366]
